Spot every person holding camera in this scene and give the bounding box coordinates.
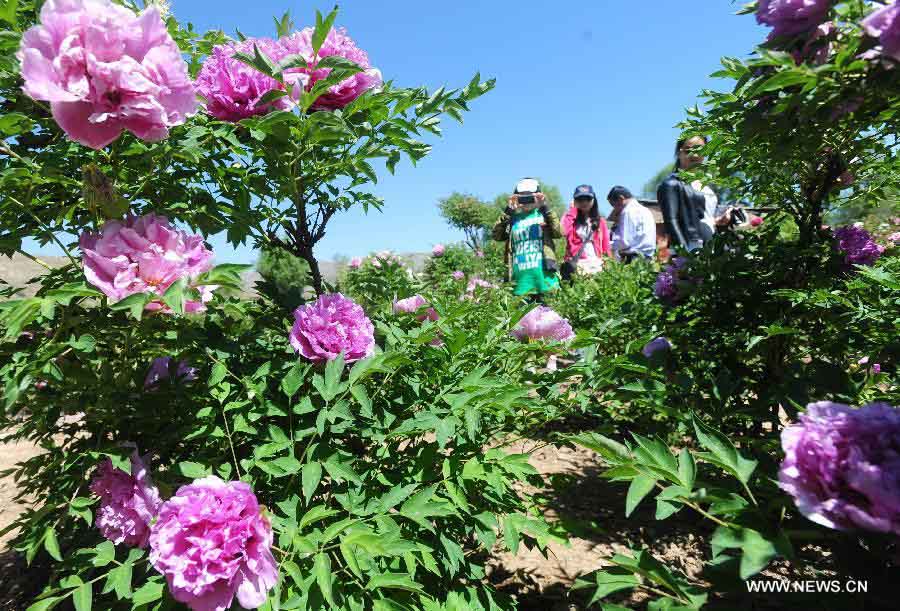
[607,186,656,262]
[492,177,561,299]
[560,184,611,279]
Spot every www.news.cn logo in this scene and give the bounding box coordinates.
[746,580,868,594]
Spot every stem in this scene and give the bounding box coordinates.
[10,195,80,267]
[16,250,54,271]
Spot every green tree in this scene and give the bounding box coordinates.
[641,164,673,198]
[256,246,309,309]
[437,192,492,250]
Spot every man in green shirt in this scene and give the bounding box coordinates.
[492,178,561,299]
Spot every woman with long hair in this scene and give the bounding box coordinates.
[561,184,611,279]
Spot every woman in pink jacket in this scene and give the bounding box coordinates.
[561,184,611,278]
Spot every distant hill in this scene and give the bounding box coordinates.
[1,251,429,297]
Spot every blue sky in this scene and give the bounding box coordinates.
[30,1,767,263]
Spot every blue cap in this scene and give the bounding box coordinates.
[573,184,595,200]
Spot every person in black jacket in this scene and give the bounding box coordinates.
[657,136,734,253]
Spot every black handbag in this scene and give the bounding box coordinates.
[561,223,594,281]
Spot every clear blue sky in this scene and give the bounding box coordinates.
[30,1,766,263]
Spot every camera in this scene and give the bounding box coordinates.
[729,206,747,228]
[516,193,536,205]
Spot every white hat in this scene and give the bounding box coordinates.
[514,177,541,194]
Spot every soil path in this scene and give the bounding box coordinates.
[0,435,711,610]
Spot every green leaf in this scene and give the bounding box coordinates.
[301,461,322,503]
[283,559,304,585]
[625,475,656,517]
[107,562,132,600]
[209,362,227,387]
[161,279,186,315]
[568,432,631,465]
[109,292,151,319]
[677,449,696,491]
[323,457,363,485]
[378,483,418,512]
[43,526,62,561]
[692,416,757,485]
[299,505,340,531]
[26,597,62,611]
[711,526,787,579]
[72,583,92,611]
[179,461,211,479]
[366,573,425,594]
[281,362,308,398]
[313,553,336,606]
[0,0,19,27]
[312,6,339,56]
[399,485,455,532]
[131,580,163,606]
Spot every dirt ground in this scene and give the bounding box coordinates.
[0,432,825,610]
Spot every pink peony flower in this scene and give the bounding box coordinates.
[466,276,496,292]
[348,256,362,269]
[756,0,831,39]
[17,0,196,149]
[196,37,307,122]
[750,216,764,227]
[432,244,445,257]
[475,250,484,258]
[393,295,428,315]
[511,306,575,342]
[892,217,900,225]
[451,270,465,280]
[79,214,215,313]
[862,1,900,62]
[858,356,870,366]
[34,379,49,390]
[888,232,900,244]
[370,258,381,268]
[780,401,900,534]
[290,293,374,363]
[144,356,198,390]
[873,363,882,374]
[278,27,382,110]
[90,451,162,548]
[149,477,278,611]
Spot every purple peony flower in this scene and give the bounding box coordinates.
[452,270,465,280]
[642,337,672,358]
[290,293,374,363]
[279,27,382,110]
[196,37,306,122]
[833,224,885,267]
[149,477,278,611]
[780,401,900,534]
[348,257,363,269]
[757,0,831,38]
[432,244,445,257]
[90,451,162,548]
[873,363,882,374]
[144,356,198,390]
[862,1,900,62]
[511,306,575,342]
[17,0,196,149]
[79,214,215,313]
